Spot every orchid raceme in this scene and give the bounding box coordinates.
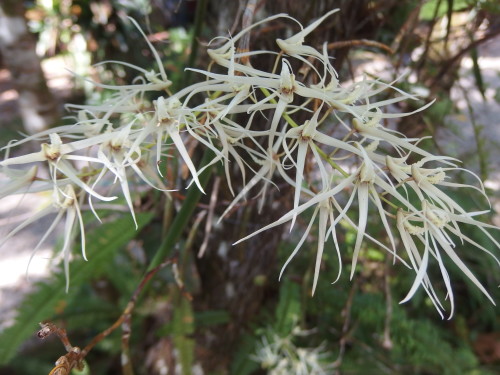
[0,10,498,316]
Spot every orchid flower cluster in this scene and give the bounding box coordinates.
[0,10,498,317]
[252,326,334,374]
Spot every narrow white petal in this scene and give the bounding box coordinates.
[291,141,309,229]
[62,206,78,292]
[312,205,328,295]
[279,208,318,281]
[312,132,362,156]
[430,234,455,319]
[431,226,496,306]
[53,160,117,202]
[400,245,429,304]
[278,9,339,45]
[268,99,288,151]
[117,168,138,229]
[167,125,205,194]
[350,183,369,279]
[370,187,397,261]
[327,205,342,284]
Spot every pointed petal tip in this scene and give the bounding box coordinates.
[349,269,355,281]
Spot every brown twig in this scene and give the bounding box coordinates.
[333,278,359,371]
[391,3,423,70]
[430,29,500,89]
[327,39,394,55]
[38,322,84,375]
[414,0,442,75]
[38,256,191,375]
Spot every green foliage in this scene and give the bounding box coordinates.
[390,315,479,375]
[230,333,261,375]
[274,279,302,336]
[470,45,486,101]
[194,310,230,328]
[0,212,153,366]
[419,0,500,24]
[420,0,469,20]
[230,279,305,375]
[172,298,195,375]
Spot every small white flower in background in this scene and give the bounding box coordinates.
[252,327,334,375]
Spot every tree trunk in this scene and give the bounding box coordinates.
[0,0,59,134]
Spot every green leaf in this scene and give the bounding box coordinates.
[194,310,230,328]
[0,212,154,365]
[230,333,261,375]
[470,44,486,100]
[148,149,214,270]
[275,279,301,336]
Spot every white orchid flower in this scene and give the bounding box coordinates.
[188,59,296,153]
[397,200,500,318]
[351,112,453,162]
[191,110,263,197]
[1,133,118,202]
[233,169,380,292]
[219,134,288,219]
[276,9,339,80]
[207,13,291,77]
[152,96,207,193]
[279,197,342,296]
[282,107,361,228]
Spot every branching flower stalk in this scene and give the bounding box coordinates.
[1,10,499,319]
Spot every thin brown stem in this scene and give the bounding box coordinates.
[430,29,500,89]
[327,39,394,55]
[39,256,190,375]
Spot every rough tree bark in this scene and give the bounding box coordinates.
[0,0,59,134]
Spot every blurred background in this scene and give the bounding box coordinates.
[1,0,500,374]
